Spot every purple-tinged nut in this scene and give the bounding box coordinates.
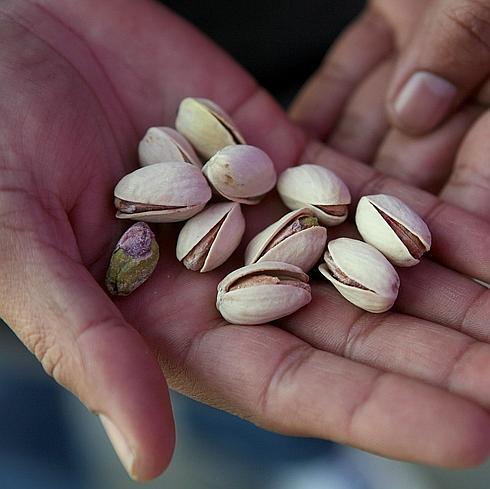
[105,222,159,296]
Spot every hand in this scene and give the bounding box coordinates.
[2,0,490,481]
[290,0,490,219]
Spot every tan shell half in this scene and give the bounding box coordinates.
[217,261,311,325]
[114,162,211,223]
[138,126,201,167]
[175,97,246,160]
[176,202,245,272]
[202,145,277,205]
[244,208,327,272]
[277,164,351,225]
[355,194,432,267]
[318,238,400,313]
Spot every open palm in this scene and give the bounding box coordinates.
[2,0,490,481]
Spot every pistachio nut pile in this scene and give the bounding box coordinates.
[105,97,432,324]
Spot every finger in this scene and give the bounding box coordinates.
[374,105,482,192]
[146,315,490,468]
[303,141,490,283]
[279,281,490,411]
[440,110,490,220]
[288,6,393,139]
[387,0,490,135]
[328,59,392,163]
[0,207,174,481]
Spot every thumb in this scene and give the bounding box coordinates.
[0,216,175,480]
[387,0,490,135]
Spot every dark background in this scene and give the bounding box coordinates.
[162,0,366,103]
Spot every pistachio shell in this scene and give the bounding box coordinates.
[175,97,245,160]
[138,127,201,167]
[202,145,277,205]
[277,164,351,225]
[114,162,211,222]
[176,202,245,272]
[355,194,431,267]
[217,261,311,325]
[318,238,400,313]
[244,208,327,272]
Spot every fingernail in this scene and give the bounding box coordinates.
[99,414,136,479]
[392,71,457,133]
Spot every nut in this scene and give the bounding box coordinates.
[202,144,277,205]
[244,208,327,272]
[114,162,211,222]
[217,261,311,325]
[318,238,400,313]
[105,222,159,296]
[355,194,431,267]
[175,97,245,160]
[277,164,351,225]
[176,202,245,272]
[138,126,201,167]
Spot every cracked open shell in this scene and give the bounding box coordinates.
[176,202,245,272]
[217,261,311,325]
[244,208,327,272]
[318,238,400,313]
[277,164,351,225]
[138,126,201,167]
[202,145,277,205]
[175,97,246,160]
[114,162,211,223]
[355,194,431,267]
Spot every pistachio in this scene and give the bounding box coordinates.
[177,202,245,272]
[202,145,277,205]
[355,194,431,267]
[217,261,311,325]
[244,208,327,272]
[138,126,201,167]
[114,162,211,223]
[175,97,246,160]
[105,222,159,296]
[318,238,400,313]
[277,164,351,225]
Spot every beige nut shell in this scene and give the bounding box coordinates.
[176,202,245,272]
[277,164,351,225]
[319,238,400,313]
[114,162,211,222]
[175,97,246,160]
[244,208,327,272]
[217,261,311,325]
[138,127,201,167]
[202,145,277,205]
[355,194,432,267]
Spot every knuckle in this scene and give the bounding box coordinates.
[443,1,490,52]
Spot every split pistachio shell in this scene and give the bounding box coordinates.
[176,202,245,272]
[217,261,311,325]
[175,97,246,160]
[105,222,159,296]
[277,164,351,225]
[355,194,431,267]
[114,162,211,223]
[244,208,327,272]
[202,145,277,205]
[318,238,400,313]
[138,127,201,167]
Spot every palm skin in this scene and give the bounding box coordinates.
[2,0,490,481]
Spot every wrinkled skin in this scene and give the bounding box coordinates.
[2,0,490,481]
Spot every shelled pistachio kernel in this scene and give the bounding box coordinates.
[106,222,159,296]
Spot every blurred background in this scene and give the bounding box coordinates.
[3,0,490,487]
